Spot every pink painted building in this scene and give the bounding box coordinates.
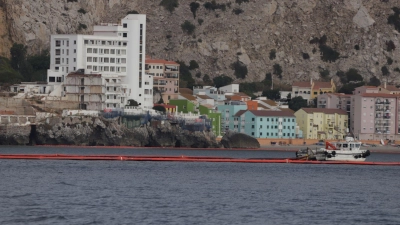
[145,57,179,103]
[350,93,400,141]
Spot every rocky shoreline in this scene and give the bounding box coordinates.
[0,116,260,149]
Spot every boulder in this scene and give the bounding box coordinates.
[221,131,260,149]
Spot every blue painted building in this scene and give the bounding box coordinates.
[216,101,247,134]
[233,110,303,138]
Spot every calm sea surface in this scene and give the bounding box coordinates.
[0,146,400,225]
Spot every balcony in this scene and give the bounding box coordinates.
[383,115,391,119]
[319,101,326,105]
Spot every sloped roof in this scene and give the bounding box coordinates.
[261,99,277,106]
[313,81,333,89]
[237,92,250,97]
[180,93,196,101]
[258,105,270,110]
[248,110,295,117]
[197,95,212,99]
[360,93,400,98]
[179,88,193,95]
[381,85,400,92]
[301,108,347,115]
[234,110,247,117]
[293,81,311,88]
[201,104,214,109]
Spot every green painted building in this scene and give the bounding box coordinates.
[169,99,196,113]
[199,104,222,137]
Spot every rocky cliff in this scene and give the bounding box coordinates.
[1,0,399,84]
[32,116,220,147]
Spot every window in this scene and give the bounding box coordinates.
[56,77,61,82]
[74,58,76,62]
[49,77,55,82]
[110,49,115,54]
[55,40,61,47]
[123,33,127,37]
[260,118,263,121]
[123,23,127,28]
[87,48,92,53]
[252,132,254,136]
[74,49,76,53]
[74,40,76,44]
[93,48,98,53]
[55,67,59,71]
[55,58,60,64]
[252,125,255,128]
[104,49,109,54]
[260,132,262,136]
[252,118,255,121]
[87,57,92,62]
[55,49,60,55]
[110,58,115,63]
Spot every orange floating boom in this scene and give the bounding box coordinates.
[0,154,400,166]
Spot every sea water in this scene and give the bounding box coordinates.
[0,146,399,225]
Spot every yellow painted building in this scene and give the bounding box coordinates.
[294,108,348,140]
[292,79,336,103]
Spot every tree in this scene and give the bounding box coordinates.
[190,2,200,18]
[203,74,212,85]
[231,61,248,79]
[368,76,381,86]
[181,20,196,35]
[382,66,390,76]
[286,93,291,100]
[262,89,280,100]
[153,105,166,113]
[288,96,308,112]
[157,97,164,104]
[10,43,27,71]
[189,60,199,70]
[0,57,23,84]
[273,64,282,79]
[177,61,195,88]
[127,99,139,106]
[213,75,232,88]
[269,49,276,60]
[160,0,179,12]
[338,82,365,94]
[346,68,363,82]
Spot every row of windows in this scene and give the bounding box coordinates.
[87,57,126,64]
[251,125,295,129]
[251,132,295,137]
[251,117,295,122]
[55,40,76,47]
[55,58,76,64]
[84,40,127,46]
[87,48,127,55]
[86,65,126,72]
[54,66,73,73]
[55,49,76,55]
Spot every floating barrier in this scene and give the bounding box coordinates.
[0,154,400,166]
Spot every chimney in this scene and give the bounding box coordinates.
[310,78,313,85]
[384,81,387,89]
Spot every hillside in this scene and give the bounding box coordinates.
[0,0,399,86]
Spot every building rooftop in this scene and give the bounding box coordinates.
[261,99,277,106]
[179,88,193,95]
[313,81,333,90]
[360,93,400,98]
[248,110,295,117]
[381,84,400,92]
[145,59,179,65]
[301,108,348,115]
[197,95,213,100]
[234,110,247,117]
[180,93,196,101]
[292,81,311,88]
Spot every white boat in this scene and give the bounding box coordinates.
[320,137,370,161]
[296,137,371,161]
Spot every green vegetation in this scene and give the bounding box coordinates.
[204,1,226,11]
[269,49,276,60]
[240,82,264,98]
[387,56,393,65]
[354,45,360,50]
[235,0,249,4]
[160,0,179,13]
[127,99,139,106]
[319,68,330,81]
[198,18,204,25]
[302,52,310,60]
[78,8,86,14]
[190,2,200,18]
[153,105,166,113]
[289,96,308,111]
[368,76,381,86]
[233,8,243,15]
[310,35,340,62]
[195,72,201,78]
[388,7,400,32]
[231,61,248,79]
[181,20,196,35]
[177,61,196,89]
[336,68,365,94]
[213,75,232,88]
[157,98,164,104]
[127,10,139,14]
[386,40,396,52]
[382,66,390,76]
[78,23,87,30]
[262,89,280,100]
[0,57,23,84]
[189,60,199,70]
[273,63,282,79]
[395,67,400,73]
[202,74,212,85]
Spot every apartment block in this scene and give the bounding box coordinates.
[295,108,348,140]
[145,57,179,103]
[292,79,335,103]
[46,14,153,109]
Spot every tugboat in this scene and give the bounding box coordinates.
[296,137,371,161]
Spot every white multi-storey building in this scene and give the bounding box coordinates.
[47,14,153,109]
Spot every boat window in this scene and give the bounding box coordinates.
[350,144,354,148]
[337,144,342,148]
[355,144,360,148]
[342,144,348,148]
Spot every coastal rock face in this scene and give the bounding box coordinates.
[33,116,220,148]
[1,0,400,84]
[221,131,260,149]
[0,125,31,145]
